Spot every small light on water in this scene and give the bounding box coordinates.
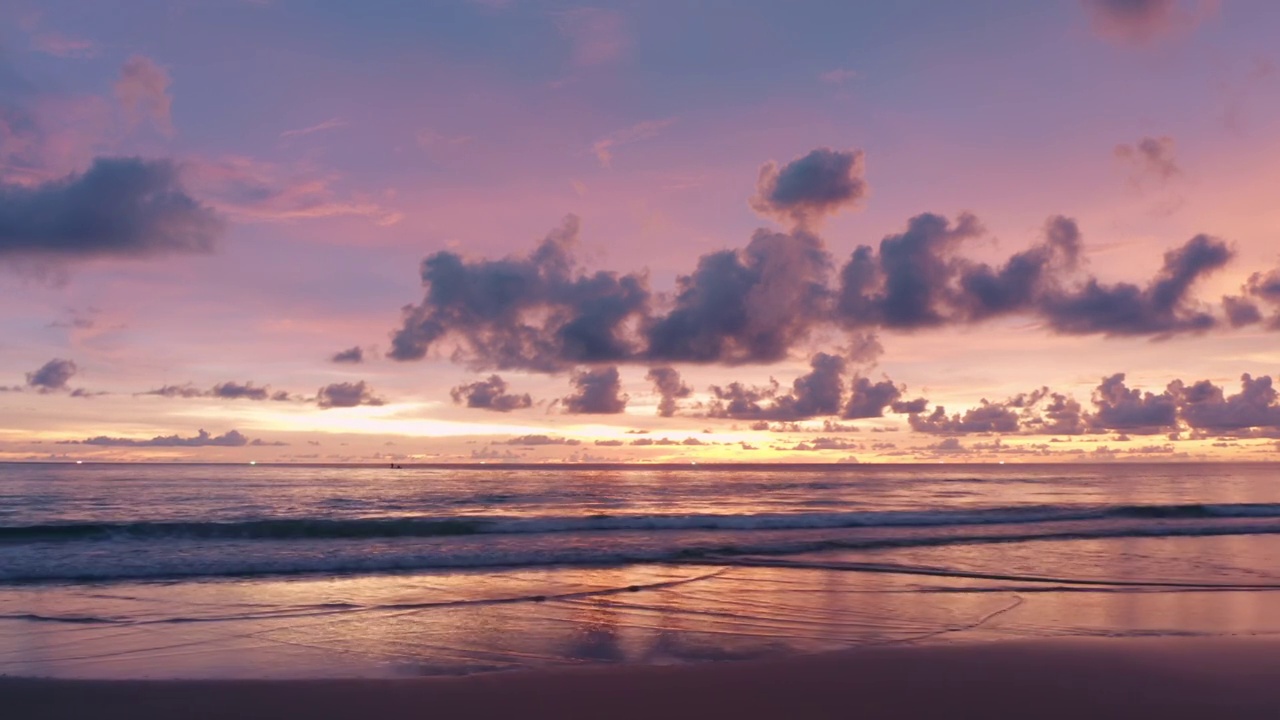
[75,460,83,464]
[249,461,257,465]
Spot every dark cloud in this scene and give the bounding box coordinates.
[750,148,867,226]
[645,366,691,417]
[450,375,533,412]
[502,434,581,446]
[316,381,385,409]
[25,358,77,391]
[1039,234,1231,336]
[842,375,925,419]
[837,212,985,329]
[645,229,831,364]
[562,366,628,414]
[1087,373,1178,434]
[63,429,250,447]
[1222,295,1263,327]
[1114,135,1179,185]
[1023,392,1087,435]
[1173,373,1280,436]
[142,383,205,398]
[389,215,648,371]
[140,381,292,401]
[385,159,1247,374]
[0,158,223,260]
[955,216,1082,321]
[1229,268,1280,329]
[594,439,624,446]
[909,401,1022,435]
[331,346,364,364]
[708,352,846,421]
[211,381,270,401]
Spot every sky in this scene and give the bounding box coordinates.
[3,0,1280,464]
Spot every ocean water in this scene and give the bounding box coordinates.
[3,462,1280,678]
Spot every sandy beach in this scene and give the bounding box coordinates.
[5,636,1280,720]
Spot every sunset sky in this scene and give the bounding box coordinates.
[3,0,1280,463]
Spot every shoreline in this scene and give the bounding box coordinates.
[5,636,1280,719]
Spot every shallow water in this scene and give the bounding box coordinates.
[3,462,1280,678]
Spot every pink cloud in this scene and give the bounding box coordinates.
[591,118,675,168]
[556,8,629,66]
[184,155,402,226]
[820,68,858,84]
[1081,0,1218,45]
[280,117,349,140]
[32,32,97,59]
[115,56,174,136]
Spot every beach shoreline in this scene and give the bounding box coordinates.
[5,636,1279,719]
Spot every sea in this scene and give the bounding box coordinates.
[4,461,1280,679]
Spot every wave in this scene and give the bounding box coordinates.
[6,502,1280,543]
[6,519,1280,584]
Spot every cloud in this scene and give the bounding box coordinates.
[0,157,223,260]
[390,215,649,370]
[1115,135,1179,185]
[1172,373,1280,436]
[820,68,858,84]
[645,366,691,417]
[1088,373,1178,434]
[1225,268,1280,328]
[645,228,830,363]
[843,376,920,419]
[316,381,385,409]
[115,56,173,136]
[186,155,400,225]
[788,437,860,451]
[450,375,533,412]
[502,434,581,446]
[211,381,273,401]
[954,215,1082,321]
[384,158,1249,374]
[330,346,364,364]
[64,429,250,447]
[32,33,96,59]
[592,119,674,168]
[837,212,985,328]
[562,366,628,414]
[909,400,1022,435]
[556,8,629,66]
[280,118,348,140]
[1081,0,1210,44]
[1039,234,1231,336]
[708,352,847,421]
[750,148,867,227]
[25,358,77,391]
[141,381,292,401]
[1222,294,1263,327]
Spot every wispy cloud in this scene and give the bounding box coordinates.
[820,68,857,84]
[592,118,674,168]
[32,32,96,59]
[115,55,173,136]
[416,128,474,150]
[280,117,348,140]
[185,155,403,226]
[557,8,629,67]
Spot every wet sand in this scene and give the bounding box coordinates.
[5,636,1280,719]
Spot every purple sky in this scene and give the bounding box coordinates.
[4,0,1280,463]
